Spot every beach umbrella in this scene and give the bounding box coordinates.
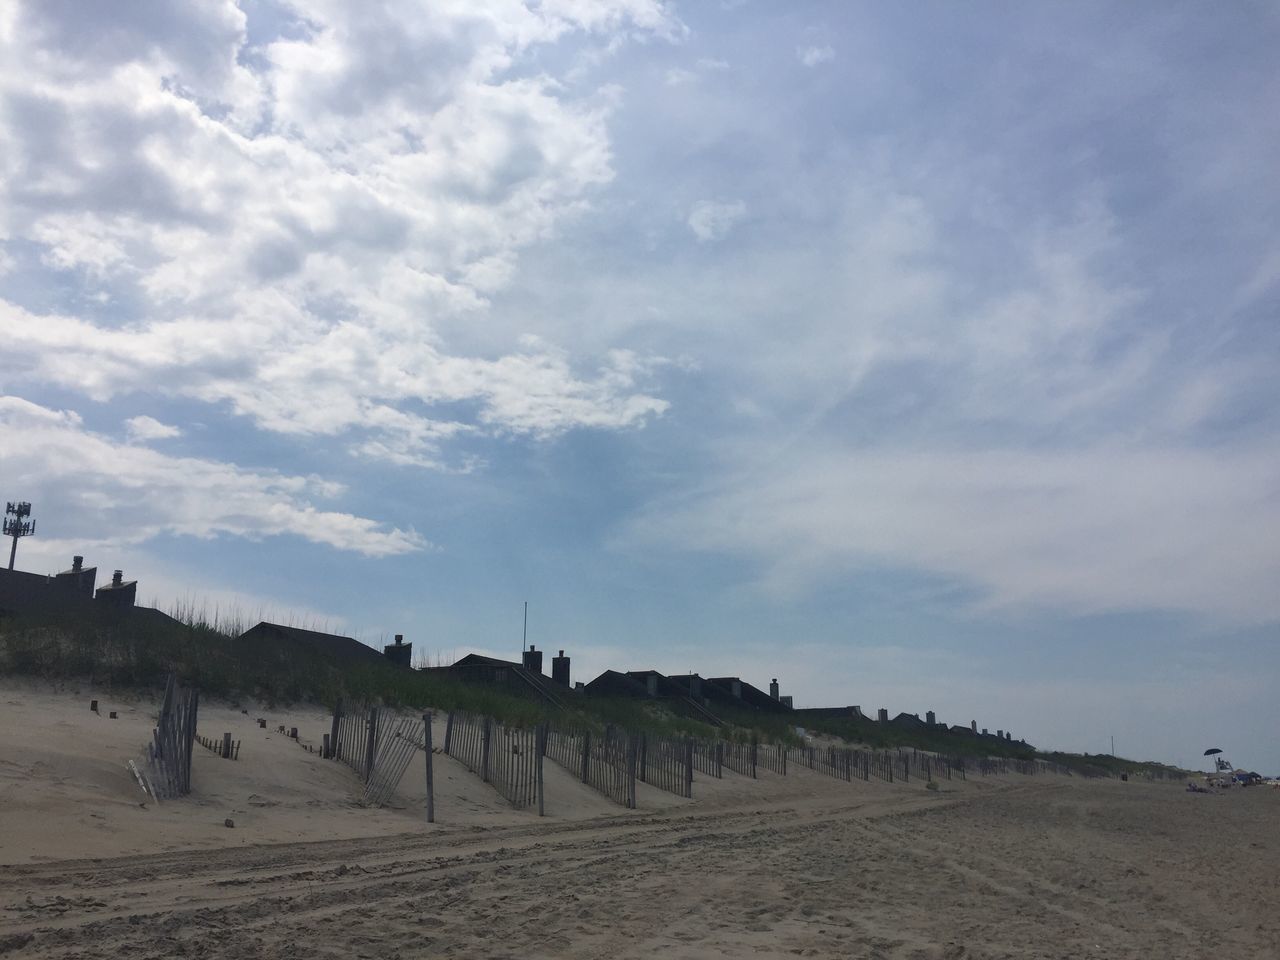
[1203,748,1223,756]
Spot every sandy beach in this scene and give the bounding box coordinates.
[2,683,1277,959]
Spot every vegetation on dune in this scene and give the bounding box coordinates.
[0,611,1188,777]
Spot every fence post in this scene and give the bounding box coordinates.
[423,713,435,824]
[364,707,378,783]
[580,729,591,783]
[684,738,694,798]
[222,732,232,759]
[715,741,723,778]
[626,732,638,809]
[750,736,758,779]
[480,716,492,783]
[536,723,546,817]
[443,711,455,755]
[330,700,342,760]
[322,733,330,759]
[781,744,787,776]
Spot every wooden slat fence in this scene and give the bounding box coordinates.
[637,732,692,798]
[721,739,757,778]
[331,700,379,782]
[128,672,198,801]
[756,742,787,776]
[692,739,722,779]
[361,712,426,808]
[545,723,635,808]
[444,711,544,813]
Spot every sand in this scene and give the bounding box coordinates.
[1,681,1278,958]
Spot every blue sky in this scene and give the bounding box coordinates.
[1,1,1277,773]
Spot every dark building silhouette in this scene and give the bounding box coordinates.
[383,633,412,668]
[95,569,137,608]
[238,621,388,669]
[877,707,889,723]
[522,644,543,674]
[422,653,568,708]
[54,556,96,599]
[551,649,570,687]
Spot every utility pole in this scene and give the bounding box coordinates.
[1111,735,1115,757]
[4,501,34,570]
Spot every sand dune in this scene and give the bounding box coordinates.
[2,681,1277,958]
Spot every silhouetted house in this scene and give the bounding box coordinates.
[581,669,723,725]
[788,705,867,722]
[383,634,412,668]
[0,556,153,620]
[96,569,137,608]
[238,621,388,669]
[54,556,96,599]
[891,712,928,731]
[949,724,977,737]
[698,676,791,714]
[422,653,568,709]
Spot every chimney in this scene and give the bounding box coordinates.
[769,678,779,700]
[551,649,570,687]
[72,555,83,572]
[926,710,936,726]
[997,729,1003,739]
[982,728,989,736]
[112,569,123,586]
[383,634,412,668]
[877,707,889,723]
[971,720,977,734]
[1006,731,1012,740]
[522,644,543,674]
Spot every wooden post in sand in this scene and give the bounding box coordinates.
[364,707,378,783]
[443,712,455,755]
[329,700,342,760]
[222,732,232,759]
[322,733,331,759]
[637,732,647,783]
[580,730,591,783]
[626,732,638,809]
[481,716,492,783]
[715,741,723,778]
[684,738,694,798]
[750,736,758,779]
[535,723,546,817]
[423,714,435,824]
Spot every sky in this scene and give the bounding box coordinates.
[1,1,1277,773]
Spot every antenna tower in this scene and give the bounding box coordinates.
[4,501,35,570]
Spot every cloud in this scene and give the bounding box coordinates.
[0,396,424,557]
[797,44,834,67]
[687,199,746,242]
[637,441,1280,623]
[124,415,181,442]
[0,1,676,468]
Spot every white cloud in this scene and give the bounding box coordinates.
[687,199,746,242]
[637,441,1280,623]
[124,415,181,442]
[797,44,834,67]
[0,397,424,557]
[0,1,676,468]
